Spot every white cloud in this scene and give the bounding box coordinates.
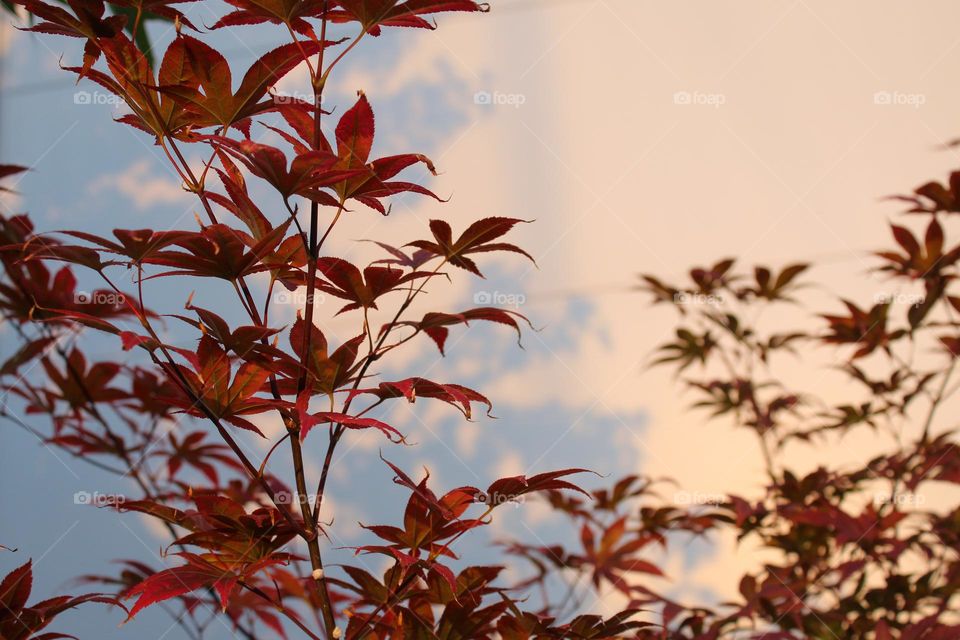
[89,160,191,211]
[0,12,23,55]
[8,0,952,613]
[0,189,23,214]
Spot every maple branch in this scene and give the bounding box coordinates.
[285,23,318,82]
[316,205,343,251]
[144,145,331,599]
[555,571,589,620]
[349,570,427,639]
[351,507,490,640]
[283,199,309,250]
[287,14,340,634]
[2,273,176,502]
[12,330,258,640]
[310,260,447,528]
[317,0,330,91]
[233,276,293,411]
[232,280,257,320]
[96,268,309,536]
[0,252,267,640]
[242,582,324,640]
[320,30,367,84]
[920,301,959,443]
[714,326,779,482]
[0,409,125,475]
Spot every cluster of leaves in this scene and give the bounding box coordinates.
[0,559,116,639]
[499,172,959,637]
[7,0,189,67]
[3,0,959,639]
[478,175,959,638]
[0,1,625,638]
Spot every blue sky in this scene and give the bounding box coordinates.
[5,0,960,636]
[0,6,652,637]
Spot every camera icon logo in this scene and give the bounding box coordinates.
[474,91,492,106]
[473,291,492,304]
[873,91,892,105]
[673,91,692,105]
[73,491,92,505]
[74,91,92,105]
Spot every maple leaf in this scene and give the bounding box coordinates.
[283,93,439,215]
[207,155,312,288]
[329,0,489,36]
[345,378,492,419]
[175,302,284,363]
[212,0,328,38]
[315,257,436,313]
[0,560,118,639]
[406,217,534,276]
[161,336,278,435]
[212,137,362,204]
[123,553,286,619]
[876,219,960,280]
[276,317,365,396]
[40,348,128,410]
[207,153,272,239]
[158,35,332,130]
[120,494,300,558]
[889,170,960,214]
[750,263,809,301]
[13,0,126,73]
[128,368,182,418]
[85,34,170,134]
[143,222,291,281]
[123,557,234,620]
[393,307,532,355]
[579,517,662,593]
[60,32,214,138]
[0,254,133,329]
[298,396,406,442]
[61,228,195,265]
[331,93,442,213]
[0,336,54,377]
[161,431,244,485]
[359,459,485,557]
[77,559,157,594]
[652,328,716,371]
[264,93,442,213]
[18,235,107,273]
[0,165,28,193]
[367,240,435,269]
[48,430,136,461]
[486,469,591,505]
[821,300,906,359]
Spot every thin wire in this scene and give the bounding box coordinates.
[0,19,6,158]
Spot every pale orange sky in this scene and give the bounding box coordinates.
[3,0,960,617]
[306,0,960,477]
[317,0,960,604]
